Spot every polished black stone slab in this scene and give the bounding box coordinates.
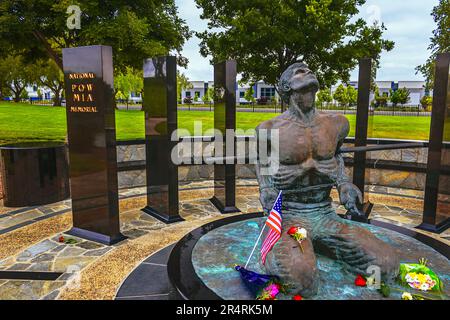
[0,271,63,281]
[0,144,69,207]
[141,56,183,224]
[115,244,174,300]
[353,58,373,218]
[419,53,450,233]
[62,45,125,245]
[211,60,240,214]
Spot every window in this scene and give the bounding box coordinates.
[240,91,245,98]
[185,91,191,97]
[261,87,275,98]
[195,91,201,98]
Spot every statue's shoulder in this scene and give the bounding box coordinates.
[256,112,288,131]
[319,113,349,130]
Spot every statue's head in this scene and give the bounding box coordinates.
[278,62,319,111]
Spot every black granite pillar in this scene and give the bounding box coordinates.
[210,60,240,213]
[141,56,183,223]
[352,58,373,219]
[62,45,125,245]
[419,53,450,233]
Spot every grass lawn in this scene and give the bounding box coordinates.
[0,102,432,145]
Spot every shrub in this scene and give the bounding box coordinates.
[257,97,269,105]
[420,96,432,111]
[183,96,193,104]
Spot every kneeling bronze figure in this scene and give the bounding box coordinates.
[256,62,399,297]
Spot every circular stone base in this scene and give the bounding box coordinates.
[192,218,450,300]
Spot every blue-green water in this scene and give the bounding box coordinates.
[192,218,449,300]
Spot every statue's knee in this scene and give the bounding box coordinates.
[264,239,319,297]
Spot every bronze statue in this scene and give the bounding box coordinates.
[255,62,399,297]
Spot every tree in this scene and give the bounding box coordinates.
[333,84,349,108]
[244,86,256,105]
[34,59,65,106]
[390,88,410,107]
[193,91,200,103]
[416,0,450,90]
[114,66,143,109]
[347,85,358,108]
[202,86,214,105]
[0,55,35,102]
[196,0,394,93]
[420,96,433,111]
[0,72,11,101]
[0,1,192,71]
[316,88,333,107]
[177,72,193,102]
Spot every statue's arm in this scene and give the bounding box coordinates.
[255,127,278,215]
[334,118,363,216]
[334,117,351,187]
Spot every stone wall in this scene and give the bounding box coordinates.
[116,142,434,192]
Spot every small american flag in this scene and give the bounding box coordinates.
[261,191,283,265]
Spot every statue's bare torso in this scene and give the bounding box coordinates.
[257,111,349,203]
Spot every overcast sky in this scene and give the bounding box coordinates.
[175,0,439,82]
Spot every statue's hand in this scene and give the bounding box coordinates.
[260,188,279,215]
[338,183,363,217]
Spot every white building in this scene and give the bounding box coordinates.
[181,80,279,104]
[331,80,427,105]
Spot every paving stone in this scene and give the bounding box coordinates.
[53,256,96,272]
[0,257,16,270]
[41,289,60,300]
[28,262,52,272]
[50,245,65,253]
[0,280,64,300]
[75,241,103,250]
[7,263,31,271]
[0,209,44,230]
[16,240,58,262]
[83,247,113,257]
[31,253,55,263]
[123,229,147,239]
[58,246,87,257]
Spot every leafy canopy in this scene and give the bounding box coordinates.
[416,0,450,90]
[389,88,411,107]
[316,88,333,105]
[333,84,349,107]
[0,0,192,70]
[195,0,394,89]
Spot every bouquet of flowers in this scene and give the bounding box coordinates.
[398,258,443,292]
[234,265,289,300]
[287,226,307,253]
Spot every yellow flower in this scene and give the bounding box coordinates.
[402,292,413,300]
[366,276,376,286]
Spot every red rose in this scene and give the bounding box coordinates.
[355,275,366,287]
[58,236,65,243]
[293,295,302,300]
[287,227,298,235]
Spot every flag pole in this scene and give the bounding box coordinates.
[244,190,282,269]
[244,224,266,269]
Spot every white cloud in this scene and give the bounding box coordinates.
[176,0,438,82]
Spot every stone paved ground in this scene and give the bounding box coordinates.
[0,180,448,300]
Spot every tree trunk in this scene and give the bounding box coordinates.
[52,91,62,106]
[13,90,22,102]
[32,30,63,71]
